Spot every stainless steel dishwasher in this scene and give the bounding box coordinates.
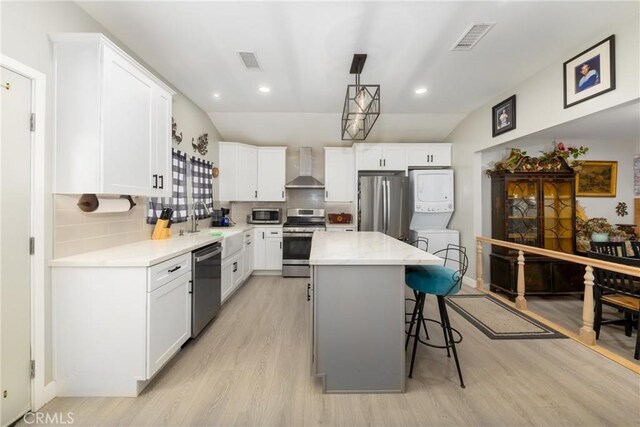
[191,242,222,338]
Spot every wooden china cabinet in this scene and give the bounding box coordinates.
[489,164,584,299]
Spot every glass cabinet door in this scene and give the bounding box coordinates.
[542,180,574,253]
[506,180,539,247]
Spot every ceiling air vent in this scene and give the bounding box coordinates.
[238,51,262,70]
[451,23,495,51]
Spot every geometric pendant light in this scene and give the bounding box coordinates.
[341,54,380,140]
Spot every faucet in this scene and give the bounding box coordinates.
[190,201,211,233]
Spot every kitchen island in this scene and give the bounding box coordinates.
[308,231,443,393]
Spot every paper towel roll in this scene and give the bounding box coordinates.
[77,194,136,213]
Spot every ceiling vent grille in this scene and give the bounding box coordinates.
[451,23,495,51]
[238,51,262,70]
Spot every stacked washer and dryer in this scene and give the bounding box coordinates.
[408,169,459,254]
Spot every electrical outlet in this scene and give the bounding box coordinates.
[3,390,7,398]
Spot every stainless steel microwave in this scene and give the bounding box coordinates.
[251,208,281,224]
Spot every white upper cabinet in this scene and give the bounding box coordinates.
[354,144,407,171]
[218,142,286,202]
[324,147,354,202]
[237,145,258,200]
[406,143,451,167]
[51,33,174,197]
[258,148,286,201]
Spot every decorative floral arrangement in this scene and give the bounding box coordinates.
[551,141,589,160]
[576,217,627,241]
[486,142,589,175]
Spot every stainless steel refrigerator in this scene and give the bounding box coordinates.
[358,173,409,240]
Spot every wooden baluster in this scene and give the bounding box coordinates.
[475,240,484,290]
[579,265,596,345]
[515,250,527,310]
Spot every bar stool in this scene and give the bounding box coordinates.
[406,238,430,340]
[405,244,468,388]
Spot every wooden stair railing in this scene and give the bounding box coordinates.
[475,236,640,346]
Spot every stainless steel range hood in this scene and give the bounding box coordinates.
[285,147,325,189]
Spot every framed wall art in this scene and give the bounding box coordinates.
[492,95,516,137]
[575,160,618,197]
[563,35,615,109]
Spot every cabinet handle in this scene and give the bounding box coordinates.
[233,262,237,272]
[188,280,193,294]
[270,231,278,235]
[280,242,282,249]
[246,242,252,245]
[383,159,386,167]
[307,283,311,301]
[326,190,328,198]
[282,190,284,198]
[159,175,164,189]
[153,174,158,189]
[262,232,265,239]
[168,265,181,273]
[255,190,258,198]
[379,159,382,167]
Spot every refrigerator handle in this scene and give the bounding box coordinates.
[385,179,391,234]
[381,177,387,233]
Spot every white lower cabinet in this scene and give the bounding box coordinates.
[147,272,191,378]
[253,227,283,271]
[52,253,192,397]
[221,249,243,303]
[242,231,254,280]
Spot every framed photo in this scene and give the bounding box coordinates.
[563,35,615,109]
[576,161,617,197]
[492,95,516,137]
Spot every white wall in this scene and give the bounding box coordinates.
[445,14,640,281]
[1,0,223,384]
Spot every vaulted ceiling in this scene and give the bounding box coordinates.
[78,1,639,144]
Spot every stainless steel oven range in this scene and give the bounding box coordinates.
[282,208,325,277]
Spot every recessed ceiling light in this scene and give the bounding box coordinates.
[415,87,428,95]
[258,86,271,93]
[212,93,220,98]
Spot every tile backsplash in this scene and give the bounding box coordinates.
[54,195,154,258]
[227,189,354,225]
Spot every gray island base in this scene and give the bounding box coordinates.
[309,232,443,393]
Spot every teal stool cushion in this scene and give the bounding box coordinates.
[405,265,461,296]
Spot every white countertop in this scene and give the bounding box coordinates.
[49,224,266,268]
[309,231,444,266]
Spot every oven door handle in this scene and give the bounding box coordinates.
[283,233,315,238]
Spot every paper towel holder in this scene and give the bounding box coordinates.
[77,194,136,213]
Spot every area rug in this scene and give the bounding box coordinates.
[445,294,567,340]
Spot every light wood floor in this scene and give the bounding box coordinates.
[29,276,639,426]
[527,295,639,363]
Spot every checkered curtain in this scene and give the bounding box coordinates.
[147,149,189,224]
[190,156,214,219]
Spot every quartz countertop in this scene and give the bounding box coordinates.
[50,224,256,268]
[309,231,443,266]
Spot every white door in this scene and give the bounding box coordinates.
[0,66,32,425]
[152,86,172,198]
[324,148,354,202]
[257,148,286,201]
[265,238,283,270]
[406,145,431,167]
[101,48,154,196]
[146,273,191,378]
[218,142,238,202]
[429,144,452,166]
[382,146,407,170]
[242,238,254,280]
[237,145,258,201]
[357,146,383,170]
[253,228,266,270]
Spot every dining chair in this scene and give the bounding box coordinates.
[590,241,628,257]
[630,241,640,259]
[586,250,640,360]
